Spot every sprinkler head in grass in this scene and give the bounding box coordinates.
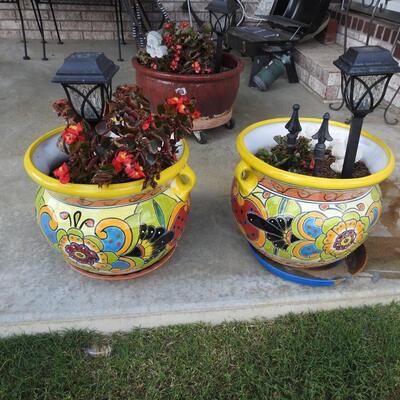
[312,112,333,177]
[285,104,302,153]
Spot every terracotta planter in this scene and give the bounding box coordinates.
[232,118,395,269]
[24,127,196,280]
[133,53,244,130]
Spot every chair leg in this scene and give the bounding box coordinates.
[16,0,30,60]
[284,53,299,84]
[136,0,151,32]
[30,0,48,60]
[48,0,63,44]
[118,0,126,45]
[115,0,123,61]
[133,0,145,48]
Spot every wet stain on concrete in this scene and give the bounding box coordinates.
[366,179,400,272]
[380,179,400,237]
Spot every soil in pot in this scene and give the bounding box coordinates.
[255,136,371,179]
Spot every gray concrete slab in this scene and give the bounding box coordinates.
[1,39,400,337]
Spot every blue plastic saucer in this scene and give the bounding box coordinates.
[249,244,366,287]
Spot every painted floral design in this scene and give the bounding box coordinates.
[58,229,112,271]
[35,186,190,275]
[315,212,370,260]
[167,202,190,247]
[232,176,383,267]
[248,214,298,250]
[128,224,174,264]
[231,181,268,247]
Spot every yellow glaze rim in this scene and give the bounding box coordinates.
[237,118,395,190]
[24,126,190,199]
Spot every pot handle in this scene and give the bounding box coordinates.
[235,160,258,196]
[171,164,196,201]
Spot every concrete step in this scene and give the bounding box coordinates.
[293,40,343,103]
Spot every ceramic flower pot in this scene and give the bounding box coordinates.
[24,127,196,279]
[232,118,395,269]
[133,53,244,130]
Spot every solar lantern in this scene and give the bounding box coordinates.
[206,0,239,72]
[333,46,400,178]
[52,52,119,124]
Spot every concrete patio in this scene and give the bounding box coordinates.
[1,39,400,337]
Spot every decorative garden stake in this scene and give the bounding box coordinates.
[333,46,400,178]
[52,52,119,124]
[285,104,302,153]
[206,0,239,72]
[312,112,333,177]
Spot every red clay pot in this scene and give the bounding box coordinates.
[133,53,244,130]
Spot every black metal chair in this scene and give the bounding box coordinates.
[228,0,331,86]
[120,0,170,48]
[30,0,126,61]
[1,0,29,59]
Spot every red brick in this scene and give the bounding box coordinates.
[0,10,16,20]
[83,31,115,40]
[391,29,399,44]
[81,11,115,22]
[383,28,391,42]
[0,20,21,30]
[59,21,91,31]
[326,86,340,101]
[394,44,400,60]
[376,25,384,39]
[363,22,376,36]
[357,19,364,31]
[351,17,358,30]
[53,11,82,21]
[91,21,117,31]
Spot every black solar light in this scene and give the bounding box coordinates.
[206,0,239,72]
[333,46,400,178]
[52,52,119,124]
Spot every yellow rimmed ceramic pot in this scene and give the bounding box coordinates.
[24,127,196,280]
[232,118,395,268]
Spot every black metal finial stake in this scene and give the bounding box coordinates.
[285,104,302,153]
[312,113,333,176]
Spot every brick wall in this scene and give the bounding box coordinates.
[0,0,260,41]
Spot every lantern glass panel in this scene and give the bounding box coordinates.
[65,83,110,122]
[342,73,390,114]
[209,11,230,35]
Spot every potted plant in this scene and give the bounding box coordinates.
[132,21,243,142]
[231,46,399,276]
[231,110,395,270]
[24,53,199,280]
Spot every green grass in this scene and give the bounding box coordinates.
[2,303,400,400]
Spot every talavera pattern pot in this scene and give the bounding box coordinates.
[24,127,196,278]
[232,118,395,268]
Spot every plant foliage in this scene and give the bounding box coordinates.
[138,21,217,74]
[51,85,200,188]
[256,135,314,174]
